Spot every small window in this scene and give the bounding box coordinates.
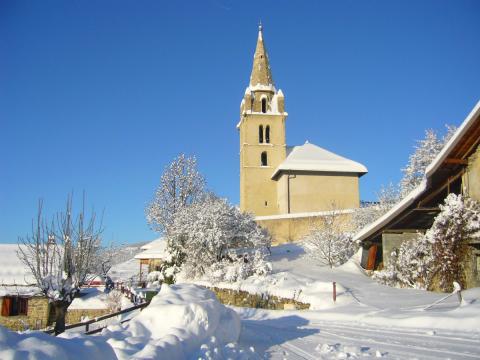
[261,151,268,166]
[265,125,270,143]
[259,125,264,143]
[264,201,268,206]
[1,297,28,316]
[261,98,267,113]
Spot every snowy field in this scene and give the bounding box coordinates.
[1,243,479,359]
[229,243,480,359]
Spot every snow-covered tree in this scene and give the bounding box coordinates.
[17,195,103,335]
[165,195,271,282]
[105,289,122,313]
[354,125,455,232]
[400,126,456,198]
[425,193,480,292]
[146,154,206,234]
[92,243,118,279]
[374,194,480,291]
[304,208,357,268]
[373,233,435,289]
[146,271,163,288]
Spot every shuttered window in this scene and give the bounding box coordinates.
[1,297,28,316]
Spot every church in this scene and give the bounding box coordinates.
[237,26,368,244]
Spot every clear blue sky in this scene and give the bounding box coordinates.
[1,1,479,244]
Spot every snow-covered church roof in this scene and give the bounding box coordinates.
[271,141,368,179]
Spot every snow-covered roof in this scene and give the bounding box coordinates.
[272,141,368,179]
[135,238,167,260]
[353,100,480,244]
[0,244,36,286]
[425,101,480,178]
[353,180,428,243]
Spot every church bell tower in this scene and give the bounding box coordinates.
[237,25,288,216]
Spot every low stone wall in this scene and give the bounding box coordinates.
[66,308,110,324]
[207,286,310,310]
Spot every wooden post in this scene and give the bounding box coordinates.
[333,282,336,303]
[139,262,142,283]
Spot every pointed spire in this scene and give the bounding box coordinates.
[249,24,274,89]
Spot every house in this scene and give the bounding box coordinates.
[134,238,168,282]
[0,244,112,331]
[354,101,480,289]
[238,26,367,244]
[0,244,50,331]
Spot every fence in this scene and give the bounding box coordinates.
[44,283,151,335]
[44,301,149,335]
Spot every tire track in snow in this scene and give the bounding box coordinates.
[242,319,480,359]
[310,325,480,359]
[307,321,480,343]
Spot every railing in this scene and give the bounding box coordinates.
[44,301,149,335]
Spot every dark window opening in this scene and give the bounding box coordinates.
[264,201,268,206]
[261,151,268,166]
[265,125,270,143]
[259,125,264,143]
[1,297,28,317]
[261,98,267,113]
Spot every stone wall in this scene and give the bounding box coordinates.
[0,296,50,331]
[382,232,420,267]
[207,286,310,310]
[65,308,110,324]
[465,144,480,202]
[256,211,354,245]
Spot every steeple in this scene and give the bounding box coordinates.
[249,24,274,90]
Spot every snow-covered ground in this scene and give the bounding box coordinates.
[2,242,479,359]
[0,284,252,360]
[229,243,480,359]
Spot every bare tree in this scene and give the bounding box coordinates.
[146,154,206,235]
[304,205,357,268]
[17,194,103,335]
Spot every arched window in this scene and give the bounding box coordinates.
[265,125,270,143]
[261,151,268,166]
[259,125,264,143]
[261,98,267,113]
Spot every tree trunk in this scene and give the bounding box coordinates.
[53,301,70,335]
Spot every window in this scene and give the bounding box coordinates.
[259,125,264,143]
[1,296,28,316]
[265,125,270,143]
[264,201,268,206]
[261,98,267,113]
[261,151,268,166]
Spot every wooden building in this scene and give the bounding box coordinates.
[354,101,480,289]
[134,238,167,282]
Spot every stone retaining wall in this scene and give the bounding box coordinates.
[207,286,310,310]
[65,308,110,324]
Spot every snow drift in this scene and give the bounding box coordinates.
[0,327,116,360]
[103,283,242,359]
[0,284,246,360]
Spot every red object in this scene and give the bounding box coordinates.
[1,297,11,316]
[333,282,337,303]
[366,245,378,270]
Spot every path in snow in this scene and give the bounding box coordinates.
[238,310,480,359]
